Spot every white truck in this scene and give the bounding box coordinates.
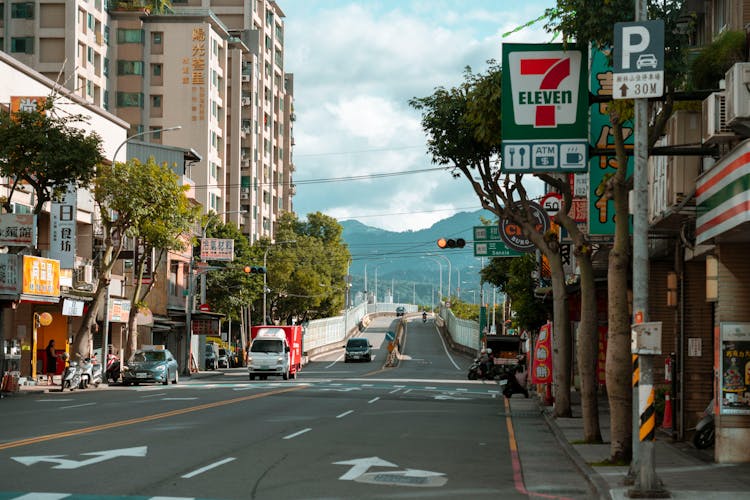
[247,326,302,380]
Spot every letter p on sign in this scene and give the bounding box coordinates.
[621,26,649,69]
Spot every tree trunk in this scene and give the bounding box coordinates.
[607,172,633,463]
[549,252,572,417]
[577,249,602,442]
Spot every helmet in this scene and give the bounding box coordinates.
[486,348,493,355]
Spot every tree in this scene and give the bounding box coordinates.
[0,96,103,214]
[481,254,550,332]
[122,160,199,358]
[410,63,581,418]
[266,212,351,324]
[71,157,198,359]
[545,0,690,462]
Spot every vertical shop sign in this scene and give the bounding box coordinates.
[184,26,207,123]
[0,254,20,293]
[589,46,634,235]
[531,322,553,384]
[719,323,750,415]
[49,184,77,268]
[21,255,60,297]
[597,325,608,385]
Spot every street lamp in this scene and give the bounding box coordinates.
[101,125,182,371]
[428,253,451,302]
[263,240,296,324]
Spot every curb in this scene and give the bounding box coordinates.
[537,398,612,500]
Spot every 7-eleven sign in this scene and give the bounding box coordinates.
[502,44,589,173]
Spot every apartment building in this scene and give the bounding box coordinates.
[1,0,295,242]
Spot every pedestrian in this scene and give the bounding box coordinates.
[45,339,58,385]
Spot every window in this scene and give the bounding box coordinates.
[103,57,109,77]
[116,92,144,108]
[11,2,34,19]
[104,25,110,45]
[169,262,179,296]
[152,63,162,76]
[151,95,162,108]
[87,13,95,31]
[11,37,34,54]
[87,80,93,97]
[149,126,162,139]
[117,60,144,75]
[87,46,94,64]
[117,29,144,44]
[103,90,109,110]
[152,31,162,45]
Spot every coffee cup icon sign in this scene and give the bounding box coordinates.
[566,151,583,164]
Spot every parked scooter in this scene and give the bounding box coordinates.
[77,356,101,389]
[106,352,121,384]
[693,399,715,449]
[467,358,495,380]
[498,365,530,399]
[59,353,81,392]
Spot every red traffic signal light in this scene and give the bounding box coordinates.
[436,238,466,249]
[244,265,266,274]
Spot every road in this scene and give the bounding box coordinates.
[0,315,594,499]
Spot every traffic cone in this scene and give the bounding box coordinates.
[661,392,673,431]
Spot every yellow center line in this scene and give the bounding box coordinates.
[0,386,306,451]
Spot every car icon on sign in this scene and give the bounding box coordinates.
[636,53,658,70]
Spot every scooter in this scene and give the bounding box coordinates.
[498,365,530,399]
[106,353,121,384]
[693,399,715,449]
[59,355,81,392]
[422,313,427,323]
[77,356,100,389]
[467,359,494,380]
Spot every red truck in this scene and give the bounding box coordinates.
[247,325,302,380]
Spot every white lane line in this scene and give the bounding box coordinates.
[389,388,401,394]
[60,402,97,409]
[368,397,380,404]
[182,457,236,478]
[362,384,374,387]
[433,325,462,370]
[162,397,198,401]
[325,353,345,368]
[426,386,436,390]
[141,392,167,398]
[404,389,413,394]
[456,388,468,392]
[283,428,312,440]
[336,410,354,419]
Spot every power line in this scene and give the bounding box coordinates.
[294,145,425,157]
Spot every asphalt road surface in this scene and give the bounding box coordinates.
[0,315,592,499]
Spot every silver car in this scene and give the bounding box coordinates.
[122,347,179,385]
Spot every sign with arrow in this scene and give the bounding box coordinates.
[613,20,664,99]
[12,446,148,470]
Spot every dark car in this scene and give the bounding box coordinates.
[396,306,405,317]
[344,337,372,362]
[122,347,179,385]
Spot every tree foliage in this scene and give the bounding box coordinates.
[481,254,550,332]
[0,96,103,214]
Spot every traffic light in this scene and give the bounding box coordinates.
[436,237,466,249]
[244,265,266,274]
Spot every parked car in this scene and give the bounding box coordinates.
[218,348,230,369]
[205,343,218,370]
[121,347,179,386]
[396,306,405,317]
[344,337,372,362]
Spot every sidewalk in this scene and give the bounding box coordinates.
[534,390,750,499]
[4,369,225,397]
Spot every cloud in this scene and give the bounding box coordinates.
[283,0,556,231]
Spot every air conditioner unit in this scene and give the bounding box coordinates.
[241,97,251,106]
[241,192,249,199]
[702,92,734,145]
[241,74,250,83]
[725,62,750,126]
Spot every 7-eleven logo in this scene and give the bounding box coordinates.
[508,50,581,128]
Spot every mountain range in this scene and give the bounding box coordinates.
[340,209,498,306]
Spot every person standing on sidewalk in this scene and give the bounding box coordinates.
[45,339,58,385]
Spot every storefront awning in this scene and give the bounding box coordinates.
[696,139,750,244]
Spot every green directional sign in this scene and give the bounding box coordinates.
[474,241,523,258]
[474,225,500,241]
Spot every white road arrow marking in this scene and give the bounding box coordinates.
[12,446,148,470]
[401,468,446,477]
[334,457,398,480]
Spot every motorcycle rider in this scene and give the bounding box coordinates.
[422,311,427,322]
[478,347,492,378]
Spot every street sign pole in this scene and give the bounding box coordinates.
[628,1,667,496]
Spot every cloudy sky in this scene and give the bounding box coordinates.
[282,0,556,232]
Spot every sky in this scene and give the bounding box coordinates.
[281,0,556,232]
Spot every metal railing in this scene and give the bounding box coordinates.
[439,307,480,352]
